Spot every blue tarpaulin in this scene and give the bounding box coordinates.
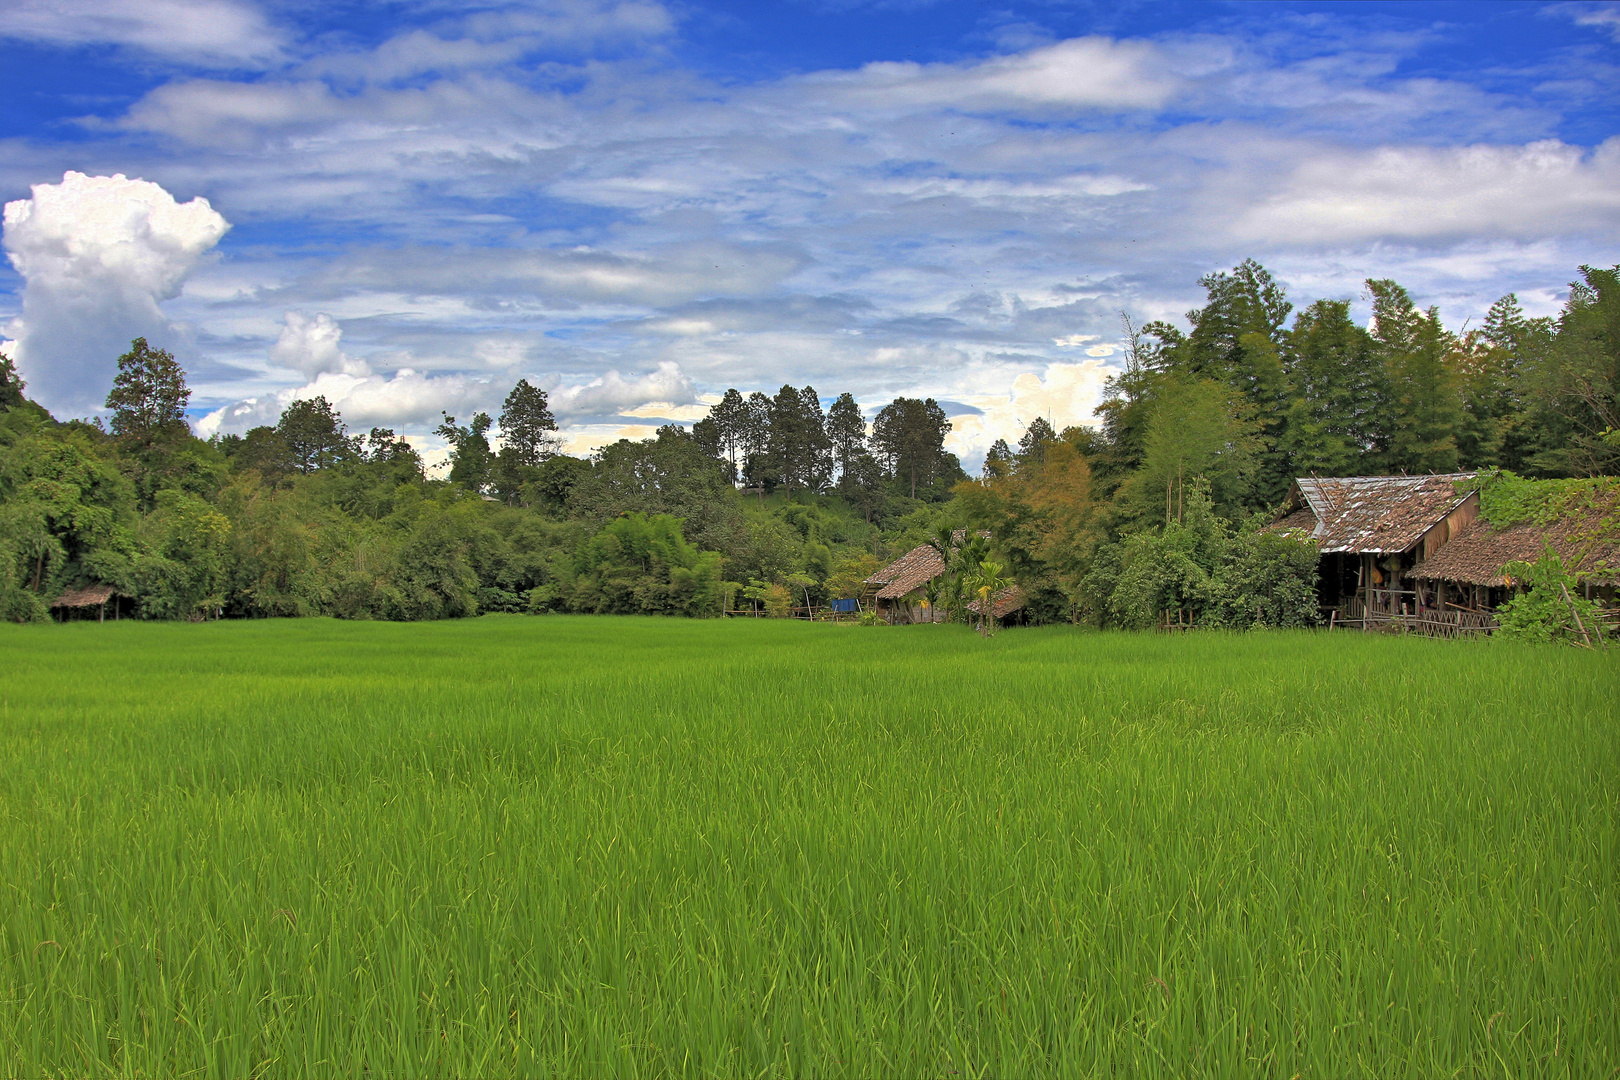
[829,598,859,613]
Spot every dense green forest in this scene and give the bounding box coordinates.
[2,261,1615,626]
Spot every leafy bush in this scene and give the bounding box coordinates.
[1496,546,1609,645]
[565,512,722,617]
[1215,527,1321,629]
[1094,480,1320,631]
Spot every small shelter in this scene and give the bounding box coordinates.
[862,531,1023,625]
[864,543,948,624]
[50,584,125,623]
[1271,473,1479,627]
[1412,500,1619,611]
[967,585,1026,623]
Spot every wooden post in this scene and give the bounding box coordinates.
[1561,583,1596,649]
[1363,554,1373,631]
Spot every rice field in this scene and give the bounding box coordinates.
[0,616,1615,1078]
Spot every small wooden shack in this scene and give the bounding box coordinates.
[863,531,1026,625]
[863,543,948,624]
[1411,499,1619,610]
[967,585,1025,622]
[1271,473,1480,631]
[50,584,124,623]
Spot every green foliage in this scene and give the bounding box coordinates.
[435,410,494,492]
[1124,375,1257,523]
[1496,546,1610,645]
[825,553,879,600]
[126,489,233,619]
[0,350,25,411]
[565,512,722,617]
[1367,279,1463,473]
[105,338,191,442]
[1218,524,1322,629]
[1472,470,1620,529]
[1281,298,1379,476]
[871,396,952,500]
[1097,481,1320,631]
[1539,265,1620,475]
[279,396,357,475]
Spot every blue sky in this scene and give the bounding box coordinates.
[2,0,1618,467]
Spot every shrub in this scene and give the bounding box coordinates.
[567,512,722,617]
[1496,546,1609,646]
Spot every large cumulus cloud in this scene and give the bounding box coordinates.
[2,172,229,416]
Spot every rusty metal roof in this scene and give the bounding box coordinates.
[1290,474,1477,554]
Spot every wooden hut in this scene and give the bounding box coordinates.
[862,531,1015,624]
[1411,499,1619,613]
[50,584,124,623]
[864,543,947,624]
[967,585,1026,625]
[1270,473,1479,630]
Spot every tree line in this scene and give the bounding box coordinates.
[1,260,1614,627]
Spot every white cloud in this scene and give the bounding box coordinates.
[9,23,1615,447]
[2,172,230,416]
[946,360,1115,466]
[0,0,284,66]
[461,1,674,45]
[550,360,695,418]
[270,311,370,378]
[310,2,675,81]
[195,312,489,436]
[1568,4,1620,42]
[814,37,1181,113]
[1233,138,1620,243]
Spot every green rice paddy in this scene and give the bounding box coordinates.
[0,617,1615,1077]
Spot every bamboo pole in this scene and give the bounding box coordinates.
[1561,583,1596,649]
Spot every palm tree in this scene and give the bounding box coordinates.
[967,559,1012,637]
[924,527,990,625]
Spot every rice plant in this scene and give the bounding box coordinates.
[0,617,1615,1077]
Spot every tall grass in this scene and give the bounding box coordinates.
[0,617,1615,1077]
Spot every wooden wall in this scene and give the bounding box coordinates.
[1419,491,1480,561]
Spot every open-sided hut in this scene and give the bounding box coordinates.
[1412,497,1619,610]
[50,584,124,623]
[1271,473,1479,627]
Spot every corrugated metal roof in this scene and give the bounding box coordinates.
[1292,474,1477,554]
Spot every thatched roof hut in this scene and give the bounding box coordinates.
[50,584,122,622]
[1413,506,1620,587]
[967,585,1025,620]
[863,531,998,624]
[51,584,117,608]
[868,544,948,602]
